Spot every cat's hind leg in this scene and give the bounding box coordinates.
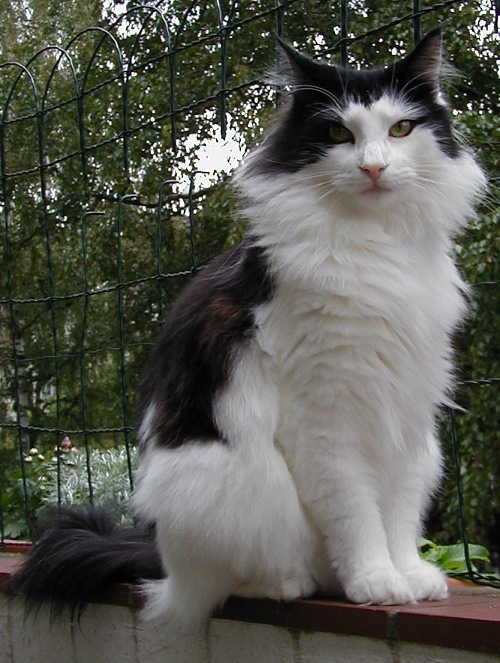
[140,561,236,633]
[134,440,318,630]
[133,347,319,629]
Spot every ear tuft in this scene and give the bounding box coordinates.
[273,38,320,87]
[402,28,444,89]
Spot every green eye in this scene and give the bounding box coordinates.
[389,120,414,138]
[329,123,354,144]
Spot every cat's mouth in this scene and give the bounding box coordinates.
[363,185,391,196]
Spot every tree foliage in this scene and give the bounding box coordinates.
[0,0,498,566]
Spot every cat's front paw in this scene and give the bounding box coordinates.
[402,560,449,602]
[344,567,415,605]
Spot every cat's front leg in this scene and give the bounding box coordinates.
[332,508,416,606]
[381,436,449,602]
[287,440,415,605]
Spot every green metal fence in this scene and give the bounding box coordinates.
[0,1,499,588]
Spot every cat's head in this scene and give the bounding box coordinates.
[238,29,485,222]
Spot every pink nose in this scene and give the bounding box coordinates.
[360,165,387,182]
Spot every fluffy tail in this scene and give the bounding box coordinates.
[8,506,162,618]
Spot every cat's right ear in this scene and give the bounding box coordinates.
[274,38,319,88]
[271,39,343,100]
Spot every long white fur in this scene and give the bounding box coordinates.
[132,92,486,631]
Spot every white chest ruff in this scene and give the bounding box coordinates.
[254,241,462,451]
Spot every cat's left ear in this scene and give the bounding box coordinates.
[401,28,444,93]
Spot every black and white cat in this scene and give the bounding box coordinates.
[12,29,486,632]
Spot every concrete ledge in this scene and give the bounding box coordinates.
[1,550,499,662]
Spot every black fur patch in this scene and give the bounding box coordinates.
[138,241,273,448]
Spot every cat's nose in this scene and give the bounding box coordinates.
[359,165,387,181]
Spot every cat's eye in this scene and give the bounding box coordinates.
[389,120,414,138]
[329,123,354,144]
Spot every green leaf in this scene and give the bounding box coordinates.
[3,520,29,540]
[438,543,490,567]
[419,539,491,574]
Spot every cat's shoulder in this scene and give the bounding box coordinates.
[164,240,273,336]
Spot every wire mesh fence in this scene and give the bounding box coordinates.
[0,0,499,589]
